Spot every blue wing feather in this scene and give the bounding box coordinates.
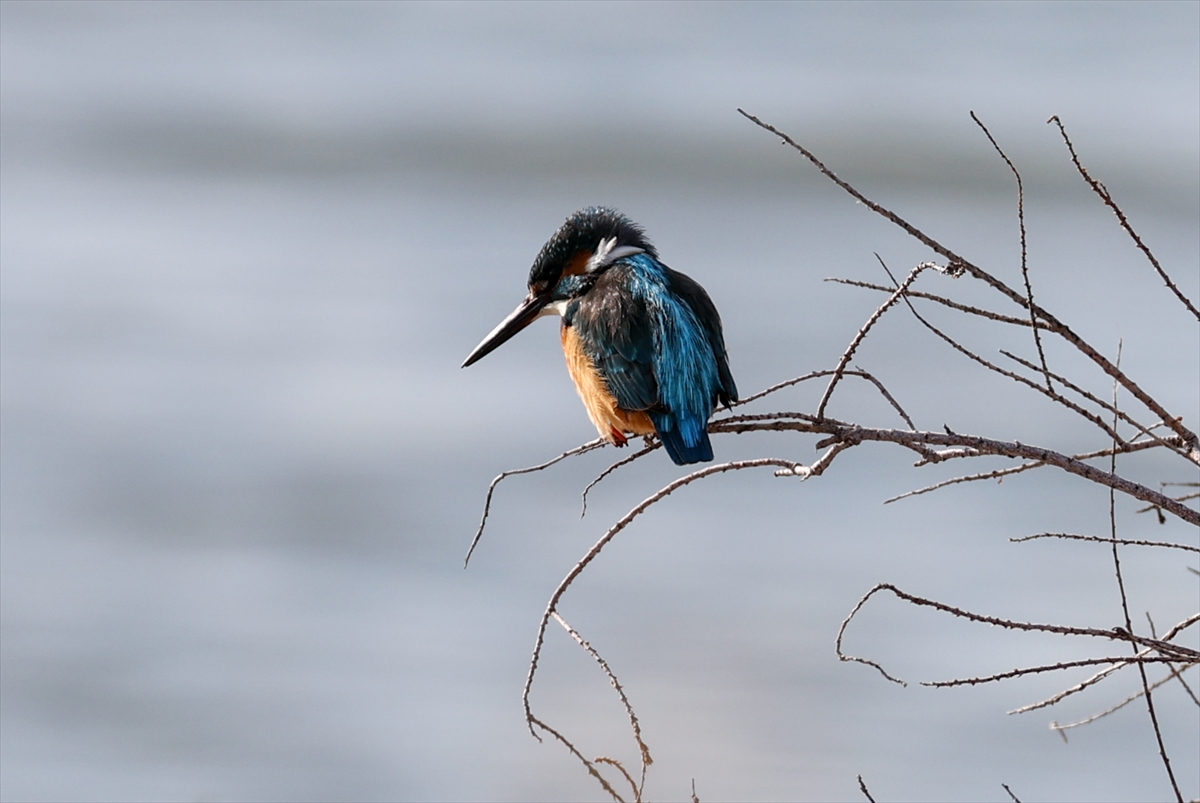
[567,255,734,465]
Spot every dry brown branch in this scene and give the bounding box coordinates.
[825,277,1050,329]
[553,612,652,789]
[873,255,1129,445]
[523,458,810,738]
[826,275,1183,455]
[709,414,1197,524]
[886,437,1183,503]
[465,439,606,566]
[1106,354,1183,803]
[925,656,1183,688]
[836,583,1200,688]
[1050,664,1199,736]
[1145,613,1200,708]
[738,108,1200,460]
[857,774,877,803]
[815,261,942,419]
[734,368,915,429]
[1048,115,1200,321]
[1009,614,1200,716]
[528,715,627,802]
[472,115,1197,798]
[1016,661,1198,718]
[594,757,640,803]
[1010,532,1199,554]
[581,442,659,518]
[970,111,1052,392]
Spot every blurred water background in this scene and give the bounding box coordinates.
[2,2,1198,801]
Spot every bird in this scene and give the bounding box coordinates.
[462,207,737,465]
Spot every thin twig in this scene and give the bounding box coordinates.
[1048,115,1200,321]
[857,775,877,803]
[971,111,1052,392]
[739,108,1199,460]
[594,757,640,803]
[1008,617,1200,715]
[465,439,606,566]
[581,443,658,518]
[842,584,1199,661]
[553,613,653,786]
[886,438,1178,504]
[874,256,1128,446]
[528,715,626,802]
[1011,532,1199,554]
[734,368,915,429]
[1002,782,1023,803]
[524,459,810,736]
[816,261,934,420]
[924,656,1183,687]
[1108,343,1182,803]
[1049,665,1200,734]
[998,350,1182,454]
[826,278,1049,329]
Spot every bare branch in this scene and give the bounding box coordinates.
[857,775,877,803]
[1008,614,1200,714]
[739,108,1199,459]
[553,613,653,786]
[528,715,626,802]
[734,368,915,429]
[841,583,1199,660]
[826,277,1049,329]
[1011,532,1199,554]
[1015,661,1198,717]
[465,439,607,567]
[874,255,1129,446]
[924,656,1183,688]
[581,442,659,518]
[970,111,1053,392]
[1048,115,1200,321]
[711,412,1197,524]
[1108,346,1183,803]
[524,459,809,736]
[816,261,937,420]
[594,757,640,803]
[1050,664,1200,735]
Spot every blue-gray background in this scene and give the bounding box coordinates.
[2,2,1197,801]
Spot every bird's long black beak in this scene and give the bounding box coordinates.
[461,291,550,368]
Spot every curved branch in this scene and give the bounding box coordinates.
[523,459,807,735]
[738,109,1199,460]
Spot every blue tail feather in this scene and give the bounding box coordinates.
[651,412,714,465]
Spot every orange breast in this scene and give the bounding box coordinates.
[561,324,655,445]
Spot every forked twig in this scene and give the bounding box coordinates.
[1050,664,1199,736]
[524,459,811,737]
[739,108,1199,460]
[528,715,626,802]
[553,612,653,790]
[465,439,606,566]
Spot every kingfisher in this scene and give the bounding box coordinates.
[461,207,737,465]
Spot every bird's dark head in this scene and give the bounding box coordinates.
[462,207,655,368]
[526,207,657,298]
